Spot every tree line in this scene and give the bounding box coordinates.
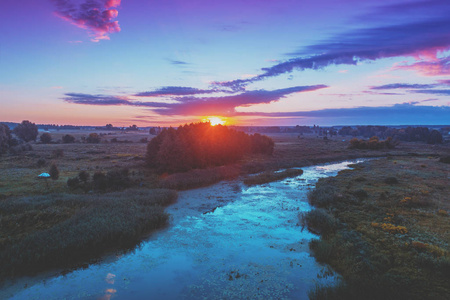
[339,126,443,144]
[146,122,274,173]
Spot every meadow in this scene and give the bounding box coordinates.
[0,128,449,292]
[303,156,450,299]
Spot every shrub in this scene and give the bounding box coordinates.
[308,181,339,207]
[92,172,107,191]
[40,133,52,144]
[13,120,38,142]
[62,134,75,143]
[52,149,64,158]
[86,133,101,143]
[349,136,396,150]
[78,170,90,183]
[384,176,398,184]
[36,158,47,167]
[439,156,450,164]
[49,163,59,180]
[67,177,80,189]
[300,208,338,236]
[427,130,443,144]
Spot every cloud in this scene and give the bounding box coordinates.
[63,93,130,105]
[167,59,190,65]
[394,57,450,76]
[52,0,121,42]
[236,104,450,125]
[213,2,450,90]
[135,86,219,97]
[414,89,450,96]
[63,85,327,116]
[371,83,437,90]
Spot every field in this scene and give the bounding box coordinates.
[304,156,450,299]
[0,129,449,288]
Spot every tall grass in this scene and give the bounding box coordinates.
[0,188,177,279]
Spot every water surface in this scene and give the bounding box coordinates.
[4,160,364,299]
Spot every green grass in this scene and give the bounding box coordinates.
[0,188,177,279]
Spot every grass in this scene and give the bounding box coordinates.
[243,168,304,185]
[305,156,450,299]
[0,130,448,284]
[0,188,177,279]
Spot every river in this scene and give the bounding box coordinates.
[3,160,364,299]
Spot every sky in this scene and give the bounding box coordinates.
[0,0,449,126]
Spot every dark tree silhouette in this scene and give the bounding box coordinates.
[86,133,101,143]
[62,134,75,143]
[49,163,59,180]
[13,120,38,142]
[427,130,443,144]
[146,122,274,173]
[40,133,52,144]
[0,123,12,155]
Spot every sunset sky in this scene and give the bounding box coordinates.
[1,0,449,126]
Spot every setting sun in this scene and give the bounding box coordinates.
[203,116,226,126]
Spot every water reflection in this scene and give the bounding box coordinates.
[4,160,366,300]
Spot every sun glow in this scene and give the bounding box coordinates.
[203,116,226,126]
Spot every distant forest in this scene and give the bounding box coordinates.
[146,122,274,173]
[338,126,445,144]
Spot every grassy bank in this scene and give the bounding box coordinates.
[302,156,450,299]
[0,188,177,279]
[243,168,304,185]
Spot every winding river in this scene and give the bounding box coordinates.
[3,160,364,299]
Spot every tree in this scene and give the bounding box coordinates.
[40,132,52,144]
[0,123,12,155]
[13,120,38,142]
[62,134,75,143]
[86,133,101,143]
[427,130,443,144]
[49,163,59,180]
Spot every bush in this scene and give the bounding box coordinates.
[36,158,47,167]
[67,177,80,189]
[78,170,90,183]
[384,176,399,184]
[13,120,38,142]
[308,181,339,207]
[40,133,52,144]
[300,208,338,236]
[62,134,75,143]
[349,136,396,150]
[52,149,64,158]
[427,130,443,144]
[92,172,107,191]
[86,133,101,143]
[49,164,59,180]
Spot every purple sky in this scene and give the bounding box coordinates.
[0,0,449,126]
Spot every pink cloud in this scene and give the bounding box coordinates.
[53,0,121,42]
[105,0,121,9]
[395,57,450,76]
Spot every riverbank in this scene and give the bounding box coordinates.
[304,156,450,299]
[0,189,177,281]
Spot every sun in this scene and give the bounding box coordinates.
[203,116,226,126]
